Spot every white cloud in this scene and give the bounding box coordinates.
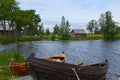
[16,0,120,29]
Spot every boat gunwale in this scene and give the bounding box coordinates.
[26,53,108,69]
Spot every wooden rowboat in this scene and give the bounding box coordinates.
[9,59,28,75]
[44,52,66,62]
[26,53,108,80]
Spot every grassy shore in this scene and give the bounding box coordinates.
[0,51,24,80]
[70,34,102,40]
[0,36,51,44]
[0,34,120,44]
[0,37,16,44]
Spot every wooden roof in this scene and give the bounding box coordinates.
[71,29,86,34]
[0,25,15,31]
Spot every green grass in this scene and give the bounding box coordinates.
[0,51,25,80]
[0,37,16,44]
[115,33,120,39]
[18,36,41,42]
[70,34,102,40]
[86,34,102,40]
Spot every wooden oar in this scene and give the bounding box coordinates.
[71,67,80,80]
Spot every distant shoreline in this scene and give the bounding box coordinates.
[0,33,120,44]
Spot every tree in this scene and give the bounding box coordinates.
[0,0,41,38]
[99,11,118,40]
[38,23,44,37]
[86,20,98,33]
[98,13,105,32]
[117,27,120,33]
[45,27,50,36]
[59,16,71,40]
[25,10,41,38]
[13,9,41,38]
[13,10,30,38]
[22,26,29,35]
[31,14,41,36]
[51,33,56,40]
[53,24,59,34]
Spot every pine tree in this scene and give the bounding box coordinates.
[59,16,71,40]
[45,27,50,36]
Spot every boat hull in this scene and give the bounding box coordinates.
[26,53,108,80]
[9,59,28,75]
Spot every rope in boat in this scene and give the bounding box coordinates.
[71,67,80,80]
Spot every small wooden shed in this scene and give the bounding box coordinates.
[94,29,102,34]
[0,27,14,36]
[71,29,87,38]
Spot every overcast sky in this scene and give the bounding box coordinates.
[16,0,120,30]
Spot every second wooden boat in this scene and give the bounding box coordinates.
[9,59,28,75]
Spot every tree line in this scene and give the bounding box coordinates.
[1,0,119,40]
[86,11,120,40]
[0,0,71,40]
[38,16,71,40]
[23,16,71,40]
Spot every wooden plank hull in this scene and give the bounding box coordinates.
[9,59,28,75]
[26,53,108,80]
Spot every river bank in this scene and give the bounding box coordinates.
[0,33,120,44]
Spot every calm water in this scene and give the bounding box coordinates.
[0,40,120,80]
